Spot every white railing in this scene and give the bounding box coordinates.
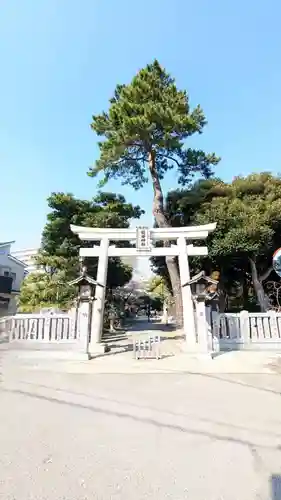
[4,313,78,343]
[0,316,12,342]
[213,310,281,350]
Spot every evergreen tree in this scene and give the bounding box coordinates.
[38,191,143,288]
[19,191,143,312]
[159,173,281,312]
[89,60,219,323]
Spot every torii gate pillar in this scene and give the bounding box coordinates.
[178,236,196,347]
[90,238,109,350]
[70,223,216,353]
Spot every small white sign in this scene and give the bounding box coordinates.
[136,227,151,251]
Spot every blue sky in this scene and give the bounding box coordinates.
[1,0,281,251]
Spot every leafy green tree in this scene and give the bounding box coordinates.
[37,191,143,288]
[18,271,76,313]
[146,275,173,318]
[161,173,281,311]
[19,191,143,312]
[146,275,171,303]
[89,60,219,324]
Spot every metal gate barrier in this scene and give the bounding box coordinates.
[133,334,161,359]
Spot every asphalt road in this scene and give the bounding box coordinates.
[1,359,281,499]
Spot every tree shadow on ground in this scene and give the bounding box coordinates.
[102,331,128,343]
[101,336,183,358]
[126,319,177,333]
[2,385,281,457]
[19,380,281,440]
[100,319,183,357]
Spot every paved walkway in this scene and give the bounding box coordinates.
[2,319,281,498]
[1,366,281,499]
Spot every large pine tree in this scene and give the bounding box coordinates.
[89,60,219,323]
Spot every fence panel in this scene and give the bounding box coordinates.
[7,313,77,343]
[215,311,281,350]
[217,313,241,349]
[0,316,13,342]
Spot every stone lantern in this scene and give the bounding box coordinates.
[182,271,219,355]
[69,266,104,357]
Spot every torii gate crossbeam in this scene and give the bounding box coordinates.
[70,223,216,355]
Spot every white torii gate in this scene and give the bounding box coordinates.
[71,223,216,355]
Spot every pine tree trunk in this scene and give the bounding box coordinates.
[148,151,183,326]
[249,257,268,312]
[218,287,227,313]
[242,278,249,309]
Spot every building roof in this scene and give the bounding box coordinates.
[182,271,218,287]
[0,241,25,267]
[68,267,104,287]
[12,248,39,255]
[8,254,27,268]
[0,241,15,248]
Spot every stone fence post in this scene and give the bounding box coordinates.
[239,310,250,345]
[77,299,92,357]
[268,310,278,339]
[195,298,209,354]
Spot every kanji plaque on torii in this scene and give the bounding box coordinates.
[136,226,151,251]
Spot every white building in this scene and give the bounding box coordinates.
[11,248,39,273]
[0,241,26,316]
[12,248,142,276]
[10,248,151,284]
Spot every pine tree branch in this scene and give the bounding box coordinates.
[157,153,181,167]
